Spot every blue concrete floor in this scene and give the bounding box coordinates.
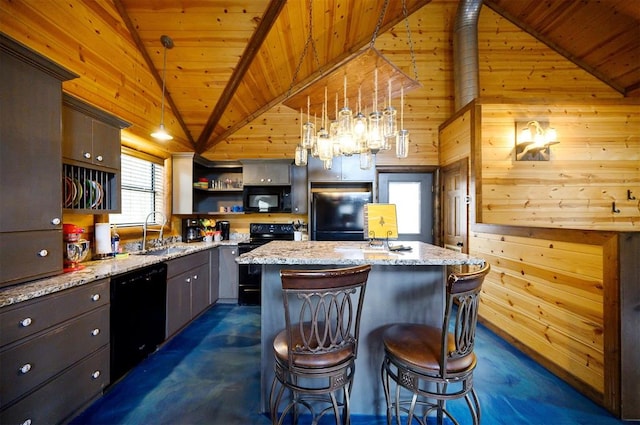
[71,304,625,425]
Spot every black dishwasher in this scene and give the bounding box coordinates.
[110,263,167,383]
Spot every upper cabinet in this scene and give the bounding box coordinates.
[173,153,244,215]
[0,34,78,287]
[61,94,130,213]
[307,155,375,183]
[62,94,130,171]
[242,159,291,185]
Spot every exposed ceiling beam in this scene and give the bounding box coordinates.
[113,0,195,146]
[195,0,287,153]
[208,0,431,150]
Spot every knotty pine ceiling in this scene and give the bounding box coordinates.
[1,0,638,158]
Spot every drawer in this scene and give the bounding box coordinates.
[0,306,109,408]
[0,231,63,287]
[0,345,109,425]
[166,250,209,278]
[0,279,109,347]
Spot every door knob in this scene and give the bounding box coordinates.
[457,242,463,247]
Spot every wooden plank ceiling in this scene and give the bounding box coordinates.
[2,0,637,155]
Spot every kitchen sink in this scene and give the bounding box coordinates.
[135,247,190,256]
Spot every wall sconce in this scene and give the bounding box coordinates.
[515,120,559,161]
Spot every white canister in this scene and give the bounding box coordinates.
[294,231,302,241]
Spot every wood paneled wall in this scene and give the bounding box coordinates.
[471,228,610,398]
[478,101,640,232]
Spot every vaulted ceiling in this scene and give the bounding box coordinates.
[2,0,638,157]
[118,0,640,153]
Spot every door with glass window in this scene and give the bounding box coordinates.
[378,173,433,243]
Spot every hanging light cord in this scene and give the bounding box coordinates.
[159,41,169,126]
[286,0,321,99]
[370,0,391,49]
[402,0,419,81]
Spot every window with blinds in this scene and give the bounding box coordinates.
[110,153,164,226]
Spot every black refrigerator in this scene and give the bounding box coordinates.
[311,191,372,241]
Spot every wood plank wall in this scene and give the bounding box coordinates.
[438,103,634,412]
[479,101,640,232]
[472,227,610,398]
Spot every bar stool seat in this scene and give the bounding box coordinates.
[381,263,490,425]
[383,323,476,374]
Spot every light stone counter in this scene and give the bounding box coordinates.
[0,239,245,308]
[236,240,485,266]
[248,240,485,417]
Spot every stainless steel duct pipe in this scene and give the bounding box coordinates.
[453,0,483,111]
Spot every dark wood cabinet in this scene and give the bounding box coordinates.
[166,251,211,337]
[291,164,308,213]
[0,34,77,288]
[0,279,110,423]
[62,94,128,170]
[62,94,130,214]
[218,246,239,302]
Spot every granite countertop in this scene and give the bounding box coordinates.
[235,240,485,266]
[0,239,245,308]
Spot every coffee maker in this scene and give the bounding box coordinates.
[182,218,203,243]
[216,220,230,240]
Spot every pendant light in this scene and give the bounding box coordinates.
[151,35,174,141]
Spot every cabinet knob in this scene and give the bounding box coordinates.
[96,155,103,162]
[260,178,265,182]
[37,249,48,257]
[83,152,91,159]
[186,277,191,283]
[193,274,198,280]
[91,328,100,336]
[91,370,101,379]
[19,363,32,374]
[91,294,100,302]
[51,217,61,225]
[231,250,236,255]
[20,317,32,327]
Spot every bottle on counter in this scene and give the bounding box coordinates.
[111,224,120,255]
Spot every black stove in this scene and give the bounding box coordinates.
[237,223,294,305]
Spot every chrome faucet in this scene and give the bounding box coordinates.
[142,212,167,251]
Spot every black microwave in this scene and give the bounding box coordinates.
[243,185,291,213]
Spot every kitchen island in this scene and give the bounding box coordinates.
[236,240,485,417]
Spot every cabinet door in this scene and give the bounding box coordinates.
[307,156,342,181]
[209,248,220,304]
[218,247,239,300]
[91,119,121,169]
[191,263,210,317]
[340,155,375,181]
[166,271,192,337]
[0,50,62,234]
[62,106,93,165]
[243,160,291,185]
[291,164,308,213]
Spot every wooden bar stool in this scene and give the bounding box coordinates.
[381,263,490,425]
[269,265,371,425]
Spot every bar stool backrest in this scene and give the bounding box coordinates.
[441,263,490,377]
[279,265,371,369]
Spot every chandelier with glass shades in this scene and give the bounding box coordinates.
[288,0,419,169]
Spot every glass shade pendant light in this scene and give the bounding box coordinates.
[151,35,174,141]
[396,86,409,158]
[382,80,397,151]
